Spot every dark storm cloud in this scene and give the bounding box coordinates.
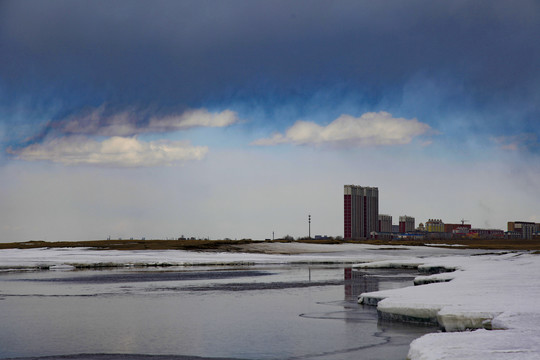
[1,0,539,137]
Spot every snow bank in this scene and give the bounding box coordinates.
[0,247,301,269]
[358,252,540,359]
[0,243,486,270]
[354,258,425,269]
[413,271,458,285]
[408,328,540,360]
[0,245,397,270]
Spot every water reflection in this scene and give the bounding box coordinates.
[343,267,416,301]
[0,265,433,360]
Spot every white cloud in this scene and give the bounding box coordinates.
[251,111,432,147]
[56,107,239,137]
[8,136,208,167]
[7,107,237,167]
[148,109,239,131]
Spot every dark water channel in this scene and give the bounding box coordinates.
[0,265,437,360]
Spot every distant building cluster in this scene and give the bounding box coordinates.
[343,185,539,240]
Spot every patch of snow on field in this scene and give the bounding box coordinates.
[0,245,398,269]
[0,243,488,270]
[425,243,467,247]
[354,258,425,269]
[0,248,299,269]
[358,252,540,360]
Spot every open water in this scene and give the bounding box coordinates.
[0,265,437,360]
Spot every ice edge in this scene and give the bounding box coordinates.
[358,262,495,331]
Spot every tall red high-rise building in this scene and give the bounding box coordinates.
[344,185,379,239]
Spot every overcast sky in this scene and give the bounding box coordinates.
[1,0,539,242]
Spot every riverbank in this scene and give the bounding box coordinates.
[1,237,540,252]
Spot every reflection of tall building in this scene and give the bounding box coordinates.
[399,215,415,233]
[344,268,380,301]
[344,185,379,239]
[378,214,392,233]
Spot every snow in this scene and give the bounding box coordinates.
[1,243,538,359]
[0,245,386,270]
[358,252,540,359]
[49,264,76,271]
[354,258,426,269]
[408,329,540,360]
[0,242,483,270]
[413,271,457,285]
[425,243,467,247]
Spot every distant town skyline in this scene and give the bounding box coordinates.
[1,1,539,242]
[343,185,538,241]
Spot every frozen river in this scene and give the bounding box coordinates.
[0,264,436,360]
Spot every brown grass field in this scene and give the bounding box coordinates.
[0,239,253,251]
[1,237,540,252]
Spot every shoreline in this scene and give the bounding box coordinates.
[1,238,540,252]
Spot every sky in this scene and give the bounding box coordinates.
[1,0,539,242]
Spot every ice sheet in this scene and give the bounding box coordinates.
[358,252,540,359]
[0,244,399,269]
[0,243,487,270]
